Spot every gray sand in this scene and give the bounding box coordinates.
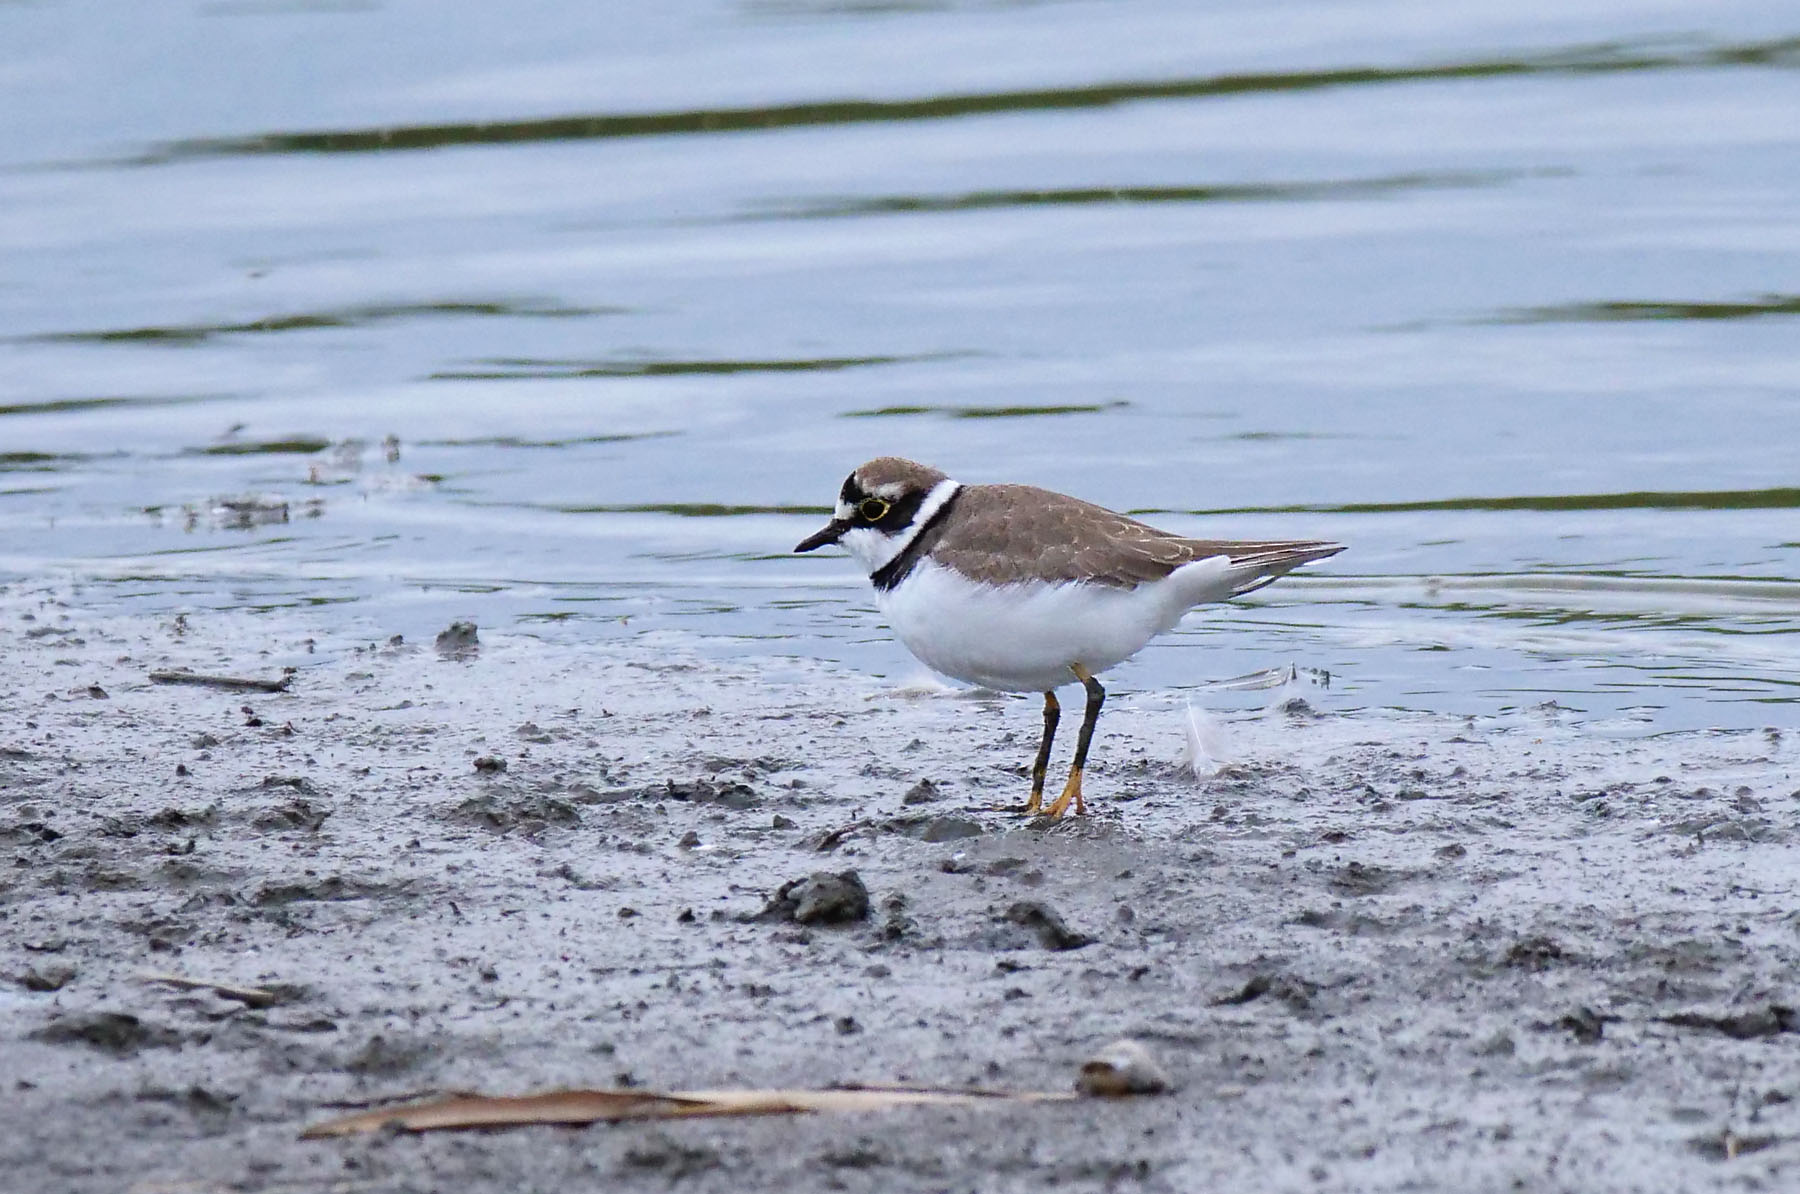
[3,592,1798,1192]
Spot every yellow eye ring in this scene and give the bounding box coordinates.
[858,497,890,522]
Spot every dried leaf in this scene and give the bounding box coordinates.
[303,1085,1073,1138]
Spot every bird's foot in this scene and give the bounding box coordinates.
[1042,769,1085,818]
[1000,788,1045,816]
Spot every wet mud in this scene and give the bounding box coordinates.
[3,590,1799,1192]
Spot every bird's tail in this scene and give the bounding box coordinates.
[1221,541,1345,598]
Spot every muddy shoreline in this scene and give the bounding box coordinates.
[4,591,1798,1192]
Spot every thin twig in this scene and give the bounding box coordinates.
[139,971,283,1008]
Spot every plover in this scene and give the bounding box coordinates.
[795,457,1343,817]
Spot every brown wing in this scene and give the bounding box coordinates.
[933,484,1342,590]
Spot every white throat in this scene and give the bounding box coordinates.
[840,478,961,578]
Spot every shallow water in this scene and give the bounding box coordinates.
[3,0,1798,731]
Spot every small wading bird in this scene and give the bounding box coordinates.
[795,457,1343,817]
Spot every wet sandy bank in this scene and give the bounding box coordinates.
[3,591,1798,1192]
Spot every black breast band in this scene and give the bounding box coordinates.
[871,486,962,592]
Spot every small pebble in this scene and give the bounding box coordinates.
[757,871,870,925]
[435,620,480,658]
[902,779,941,805]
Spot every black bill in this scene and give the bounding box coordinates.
[793,518,849,553]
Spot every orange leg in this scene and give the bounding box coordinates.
[1044,664,1103,818]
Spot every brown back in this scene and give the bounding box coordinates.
[931,484,1341,590]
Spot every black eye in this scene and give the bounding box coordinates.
[858,497,890,522]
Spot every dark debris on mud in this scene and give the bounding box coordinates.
[754,870,871,925]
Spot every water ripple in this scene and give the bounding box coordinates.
[755,170,1556,220]
[1157,487,1800,516]
[427,352,961,381]
[130,36,1800,162]
[25,301,610,347]
[1493,294,1800,324]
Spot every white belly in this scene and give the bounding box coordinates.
[875,560,1216,692]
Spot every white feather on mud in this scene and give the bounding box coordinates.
[1264,664,1322,716]
[1182,698,1230,779]
[879,672,973,699]
[1181,664,1333,777]
[1197,664,1305,692]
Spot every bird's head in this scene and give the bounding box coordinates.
[793,457,955,576]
